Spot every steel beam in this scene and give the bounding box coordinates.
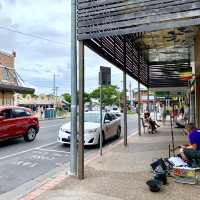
[78,41,84,180]
[123,72,127,146]
[70,0,77,176]
[123,36,127,146]
[147,87,150,112]
[138,81,141,136]
[138,51,141,136]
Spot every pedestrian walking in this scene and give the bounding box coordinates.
[160,104,166,124]
[184,104,190,123]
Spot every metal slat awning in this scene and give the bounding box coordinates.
[77,0,200,88]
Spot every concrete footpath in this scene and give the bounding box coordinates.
[21,121,200,200]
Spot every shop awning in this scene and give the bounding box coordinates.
[77,0,200,88]
[0,84,35,94]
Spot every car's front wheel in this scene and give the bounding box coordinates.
[24,127,37,142]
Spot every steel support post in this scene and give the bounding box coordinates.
[69,0,77,176]
[195,76,200,128]
[138,81,141,136]
[99,72,103,156]
[147,64,150,112]
[195,80,197,127]
[78,41,84,180]
[123,36,127,146]
[138,50,141,136]
[123,72,127,146]
[147,87,150,112]
[154,96,156,121]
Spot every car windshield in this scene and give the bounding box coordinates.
[84,113,101,123]
[112,108,118,110]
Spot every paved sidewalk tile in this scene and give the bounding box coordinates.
[23,121,200,200]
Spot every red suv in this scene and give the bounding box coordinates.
[0,106,39,142]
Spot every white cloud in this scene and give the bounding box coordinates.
[0,0,140,95]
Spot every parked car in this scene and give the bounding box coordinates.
[109,106,121,118]
[0,106,39,142]
[113,112,121,118]
[58,111,121,146]
[111,106,121,114]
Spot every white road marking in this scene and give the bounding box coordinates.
[16,161,23,165]
[30,163,38,168]
[0,127,137,161]
[0,141,58,161]
[12,160,39,168]
[22,162,32,167]
[38,148,70,154]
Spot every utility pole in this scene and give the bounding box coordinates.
[53,73,56,96]
[53,73,56,109]
[55,86,58,109]
[70,0,77,176]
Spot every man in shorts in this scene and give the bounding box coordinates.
[179,123,200,166]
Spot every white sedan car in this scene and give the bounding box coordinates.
[58,111,121,146]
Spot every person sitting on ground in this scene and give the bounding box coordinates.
[180,106,184,119]
[144,112,160,133]
[179,123,200,167]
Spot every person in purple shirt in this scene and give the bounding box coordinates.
[179,123,200,164]
[188,129,200,150]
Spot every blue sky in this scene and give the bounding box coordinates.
[0,0,139,95]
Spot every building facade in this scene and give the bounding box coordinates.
[0,50,17,105]
[0,49,34,105]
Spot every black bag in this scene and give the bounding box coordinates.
[183,149,200,167]
[150,158,167,172]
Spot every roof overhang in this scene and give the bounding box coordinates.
[77,0,200,89]
[0,84,35,94]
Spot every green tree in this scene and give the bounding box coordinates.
[84,92,91,103]
[62,93,71,103]
[62,92,91,104]
[90,85,121,106]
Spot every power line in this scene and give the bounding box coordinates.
[0,25,67,46]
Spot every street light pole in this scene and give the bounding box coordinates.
[69,0,77,176]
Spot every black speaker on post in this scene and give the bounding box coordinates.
[99,66,111,86]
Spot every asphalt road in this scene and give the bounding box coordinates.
[0,115,138,196]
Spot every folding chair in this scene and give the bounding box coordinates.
[141,118,150,134]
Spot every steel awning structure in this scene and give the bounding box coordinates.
[77,0,200,88]
[75,0,200,179]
